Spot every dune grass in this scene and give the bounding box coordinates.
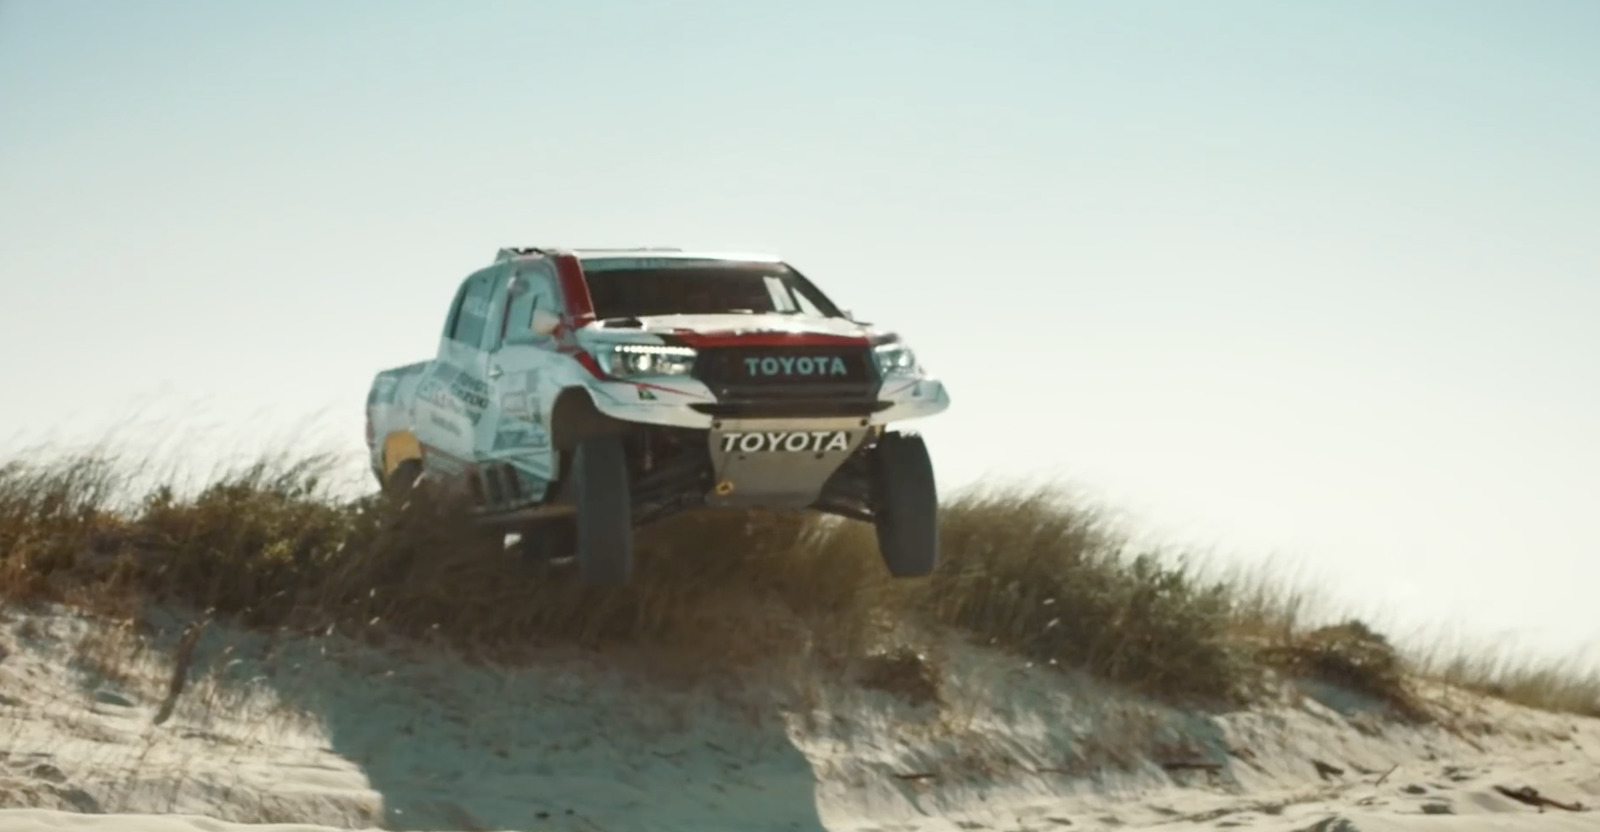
[1,442,1595,719]
[1412,641,1600,719]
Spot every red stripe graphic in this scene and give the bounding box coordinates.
[669,331,870,348]
[554,253,596,331]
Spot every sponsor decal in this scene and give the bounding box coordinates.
[493,426,550,450]
[417,378,457,413]
[502,393,530,417]
[719,430,852,454]
[429,413,463,437]
[419,365,492,424]
[743,355,849,378]
[449,372,491,415]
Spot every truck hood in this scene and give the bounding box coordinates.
[586,313,891,347]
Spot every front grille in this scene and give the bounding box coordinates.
[692,346,882,414]
[694,346,876,388]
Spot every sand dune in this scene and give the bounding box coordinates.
[1,605,1594,832]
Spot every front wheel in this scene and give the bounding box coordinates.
[571,434,634,585]
[870,432,939,578]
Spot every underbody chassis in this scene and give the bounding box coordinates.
[456,416,938,585]
[483,419,888,530]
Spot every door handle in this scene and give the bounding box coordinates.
[487,365,503,380]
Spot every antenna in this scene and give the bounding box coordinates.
[495,246,549,263]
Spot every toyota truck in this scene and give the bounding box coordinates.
[364,246,951,585]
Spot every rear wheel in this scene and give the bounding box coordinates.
[571,434,634,585]
[382,458,437,532]
[383,458,424,500]
[384,457,504,555]
[870,432,939,578]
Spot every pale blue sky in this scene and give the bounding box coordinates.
[2,1,1597,665]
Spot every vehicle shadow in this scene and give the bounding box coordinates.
[135,608,834,832]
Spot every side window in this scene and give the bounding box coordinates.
[451,274,494,348]
[502,263,559,346]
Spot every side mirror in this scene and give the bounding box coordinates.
[840,308,855,321]
[531,307,562,336]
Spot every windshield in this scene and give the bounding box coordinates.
[581,259,843,320]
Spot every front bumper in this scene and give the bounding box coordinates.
[586,375,949,429]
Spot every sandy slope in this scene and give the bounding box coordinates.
[1,605,1595,832]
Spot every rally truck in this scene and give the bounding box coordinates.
[364,246,951,585]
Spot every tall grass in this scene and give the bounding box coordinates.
[916,487,1249,704]
[1411,639,1600,719]
[2,442,1596,719]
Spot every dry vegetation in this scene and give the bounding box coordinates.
[1,443,1596,720]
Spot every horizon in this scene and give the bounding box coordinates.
[2,1,1596,670]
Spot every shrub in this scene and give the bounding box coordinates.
[1260,619,1427,721]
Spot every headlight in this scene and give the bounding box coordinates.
[874,343,921,379]
[593,343,696,377]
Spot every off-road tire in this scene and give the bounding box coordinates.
[870,431,939,578]
[384,458,505,557]
[572,434,633,585]
[383,458,424,500]
[382,458,440,535]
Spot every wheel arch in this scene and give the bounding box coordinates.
[549,387,629,451]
